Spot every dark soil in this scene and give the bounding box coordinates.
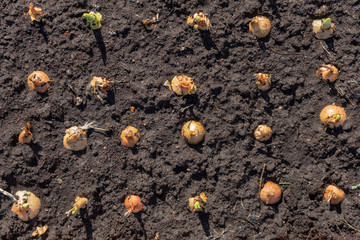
[1,0,360,239]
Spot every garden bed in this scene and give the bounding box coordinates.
[0,0,360,239]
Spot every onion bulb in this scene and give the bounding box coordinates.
[11,191,41,221]
[254,125,273,141]
[324,185,345,205]
[260,182,282,205]
[320,105,346,128]
[249,16,271,38]
[312,18,335,40]
[182,121,205,145]
[120,126,140,148]
[27,71,51,93]
[316,65,339,83]
[124,195,144,216]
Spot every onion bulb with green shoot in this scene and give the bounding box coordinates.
[324,185,344,205]
[66,196,88,216]
[320,105,346,128]
[249,16,271,38]
[316,64,339,83]
[254,125,272,142]
[182,121,205,145]
[11,191,41,221]
[188,192,207,212]
[312,18,335,39]
[83,11,102,29]
[187,12,211,31]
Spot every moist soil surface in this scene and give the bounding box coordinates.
[1,0,360,239]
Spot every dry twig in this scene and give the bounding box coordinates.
[213,229,226,239]
[259,163,266,195]
[0,188,16,201]
[37,158,47,171]
[320,41,332,56]
[341,215,360,233]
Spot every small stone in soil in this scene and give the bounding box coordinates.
[314,5,329,17]
[66,69,72,77]
[274,216,283,227]
[64,121,72,128]
[248,215,263,223]
[303,174,312,181]
[266,162,275,172]
[109,31,118,36]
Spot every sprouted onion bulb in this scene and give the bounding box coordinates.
[120,126,140,148]
[320,105,346,128]
[166,75,197,96]
[90,76,111,93]
[189,193,207,212]
[66,196,88,216]
[28,3,43,22]
[63,126,87,151]
[11,191,41,221]
[312,18,335,40]
[90,76,112,102]
[324,185,345,205]
[316,65,339,83]
[187,12,211,31]
[18,123,32,144]
[32,225,48,237]
[254,125,273,141]
[182,121,205,145]
[260,182,282,205]
[249,16,271,38]
[63,122,105,151]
